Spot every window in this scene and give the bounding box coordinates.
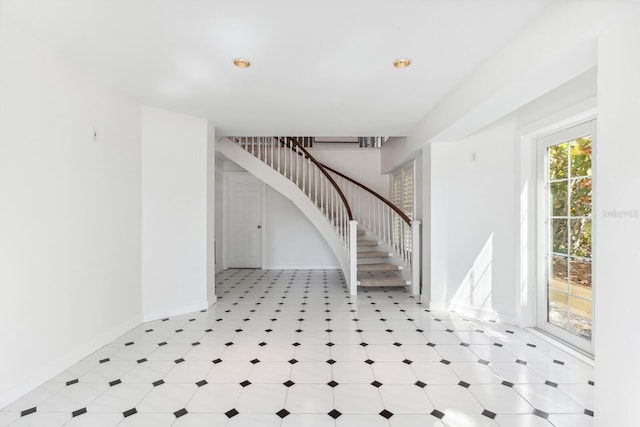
[537,120,595,353]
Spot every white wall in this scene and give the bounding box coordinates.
[264,187,339,269]
[595,6,640,424]
[309,147,389,196]
[141,106,209,320]
[0,19,142,407]
[214,156,225,272]
[206,121,217,304]
[424,69,597,323]
[428,118,518,321]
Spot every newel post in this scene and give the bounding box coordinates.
[411,220,421,296]
[349,220,358,295]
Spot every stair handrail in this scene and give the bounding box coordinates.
[279,137,353,220]
[319,163,411,225]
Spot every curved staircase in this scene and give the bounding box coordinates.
[217,136,420,295]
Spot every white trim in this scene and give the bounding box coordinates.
[526,328,595,366]
[143,300,210,322]
[530,118,596,354]
[0,315,141,409]
[261,182,267,269]
[516,99,596,330]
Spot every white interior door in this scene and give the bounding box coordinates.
[227,173,262,268]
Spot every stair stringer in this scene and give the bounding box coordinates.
[216,137,352,284]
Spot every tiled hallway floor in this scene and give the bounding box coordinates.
[1,269,594,426]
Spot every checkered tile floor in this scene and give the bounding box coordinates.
[1,269,594,426]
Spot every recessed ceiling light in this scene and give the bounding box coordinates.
[233,58,251,68]
[393,58,411,68]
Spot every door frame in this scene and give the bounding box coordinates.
[223,171,265,269]
[515,98,596,352]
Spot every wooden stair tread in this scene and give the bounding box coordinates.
[357,251,392,259]
[358,263,402,272]
[358,276,408,287]
[357,240,380,246]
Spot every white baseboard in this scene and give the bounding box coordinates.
[208,295,217,307]
[0,315,142,410]
[262,265,340,270]
[423,300,517,325]
[143,300,210,322]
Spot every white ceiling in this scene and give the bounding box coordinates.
[3,0,553,136]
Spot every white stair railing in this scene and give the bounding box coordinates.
[323,165,421,295]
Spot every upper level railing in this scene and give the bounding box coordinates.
[229,137,353,249]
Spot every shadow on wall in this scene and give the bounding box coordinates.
[451,234,494,313]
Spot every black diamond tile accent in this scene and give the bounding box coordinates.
[109,379,122,387]
[174,408,188,418]
[225,342,234,346]
[205,328,213,332]
[153,379,165,387]
[326,359,336,365]
[158,342,167,346]
[545,380,558,388]
[292,342,301,347]
[458,381,470,388]
[460,342,470,347]
[553,359,565,365]
[196,380,208,387]
[478,359,490,365]
[431,409,445,419]
[326,342,335,347]
[192,342,200,346]
[283,380,295,387]
[416,328,424,333]
[532,409,549,419]
[66,379,79,386]
[295,329,303,333]
[446,329,454,333]
[371,380,382,388]
[527,343,537,348]
[289,359,298,364]
[325,329,333,333]
[265,329,273,332]
[99,358,110,364]
[250,359,260,364]
[328,409,342,419]
[212,358,222,364]
[360,342,369,347]
[516,359,527,365]
[327,380,339,388]
[137,358,147,364]
[379,409,393,419]
[176,329,184,333]
[356,329,363,333]
[240,380,251,387]
[501,380,514,388]
[258,342,267,347]
[585,409,594,417]
[21,407,36,417]
[235,329,243,333]
[415,380,426,388]
[123,408,137,417]
[402,359,413,365]
[385,329,394,333]
[276,409,290,418]
[145,329,153,332]
[588,380,595,386]
[505,330,514,334]
[493,343,503,347]
[393,342,402,347]
[125,341,134,346]
[225,409,239,418]
[482,409,496,419]
[365,359,375,365]
[440,359,451,365]
[427,342,436,347]
[175,358,185,364]
[72,407,87,417]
